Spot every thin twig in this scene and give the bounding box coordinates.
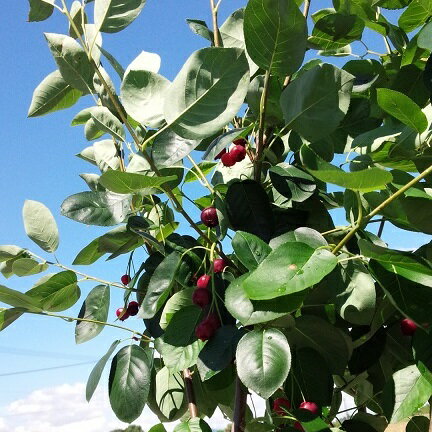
[231,374,247,432]
[377,218,386,237]
[210,0,222,47]
[183,369,198,418]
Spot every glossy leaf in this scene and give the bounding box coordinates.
[28,70,82,117]
[159,288,193,330]
[109,344,151,423]
[280,64,355,142]
[154,366,185,420]
[174,418,212,432]
[75,285,110,344]
[90,106,126,142]
[0,308,24,332]
[28,0,54,22]
[399,0,432,32]
[236,328,291,399]
[242,242,337,300]
[232,231,272,271]
[0,246,24,263]
[22,200,59,253]
[186,19,214,44]
[163,305,202,347]
[164,47,249,140]
[86,339,121,401]
[95,0,147,33]
[244,0,307,76]
[12,258,49,277]
[0,285,42,311]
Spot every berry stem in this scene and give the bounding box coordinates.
[183,368,199,418]
[186,155,214,193]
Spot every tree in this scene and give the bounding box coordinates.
[1,0,432,431]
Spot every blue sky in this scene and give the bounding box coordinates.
[0,1,430,430]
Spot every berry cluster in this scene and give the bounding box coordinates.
[215,137,247,167]
[272,398,320,431]
[116,301,140,321]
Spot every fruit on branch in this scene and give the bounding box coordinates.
[221,151,236,167]
[192,288,211,308]
[195,313,221,341]
[214,258,228,273]
[215,148,227,160]
[273,397,291,416]
[121,274,131,285]
[298,401,320,416]
[233,137,247,146]
[116,307,129,321]
[200,207,219,228]
[230,144,247,162]
[400,318,417,336]
[293,422,304,431]
[197,274,211,289]
[127,301,140,316]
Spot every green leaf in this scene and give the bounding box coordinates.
[309,13,364,50]
[159,288,194,330]
[184,161,217,183]
[174,418,212,432]
[86,339,121,401]
[418,22,432,50]
[242,242,338,300]
[164,47,249,140]
[90,106,126,142]
[69,1,88,38]
[225,274,303,326]
[232,231,272,271]
[28,0,54,22]
[141,252,182,319]
[163,305,203,347]
[22,200,59,253]
[152,129,200,168]
[93,139,121,172]
[95,0,147,33]
[386,365,432,423]
[0,246,25,263]
[376,88,427,133]
[280,64,354,142]
[301,145,392,192]
[226,180,274,243]
[109,344,151,423]
[154,366,185,420]
[244,0,307,76]
[26,271,80,312]
[186,19,214,44]
[12,258,49,277]
[44,33,93,94]
[398,0,432,32]
[406,416,430,432]
[359,240,432,288]
[28,70,82,117]
[202,127,251,161]
[99,45,125,78]
[120,53,170,127]
[61,191,132,226]
[236,328,291,399]
[0,285,42,311]
[0,308,24,332]
[269,227,328,250]
[99,170,176,194]
[75,285,110,344]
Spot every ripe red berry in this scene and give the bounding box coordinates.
[192,288,211,308]
[195,320,214,341]
[293,422,304,431]
[299,401,320,416]
[401,318,417,336]
[127,301,140,316]
[215,148,227,160]
[116,307,129,321]
[233,137,247,146]
[205,313,221,331]
[121,274,131,285]
[200,207,219,228]
[221,151,236,167]
[197,274,211,289]
[230,144,247,162]
[273,398,291,416]
[214,258,228,273]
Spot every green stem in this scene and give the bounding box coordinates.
[254,70,271,182]
[332,164,432,254]
[186,155,214,193]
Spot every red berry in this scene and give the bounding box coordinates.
[205,313,221,331]
[192,288,211,308]
[200,207,219,228]
[299,401,320,416]
[230,145,247,162]
[401,318,417,336]
[121,274,131,285]
[293,422,304,431]
[273,398,291,416]
[127,301,140,316]
[215,148,227,160]
[214,258,228,273]
[116,308,129,321]
[221,152,236,167]
[195,320,214,341]
[197,274,211,289]
[233,137,247,146]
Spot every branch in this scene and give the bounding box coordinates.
[429,397,432,432]
[332,164,432,254]
[183,368,198,418]
[231,375,247,432]
[210,0,222,47]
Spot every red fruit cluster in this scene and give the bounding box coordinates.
[272,399,319,431]
[116,301,140,321]
[214,258,228,273]
[218,138,247,167]
[193,273,212,308]
[121,274,131,285]
[195,313,220,341]
[400,318,417,336]
[273,398,291,416]
[200,207,218,228]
